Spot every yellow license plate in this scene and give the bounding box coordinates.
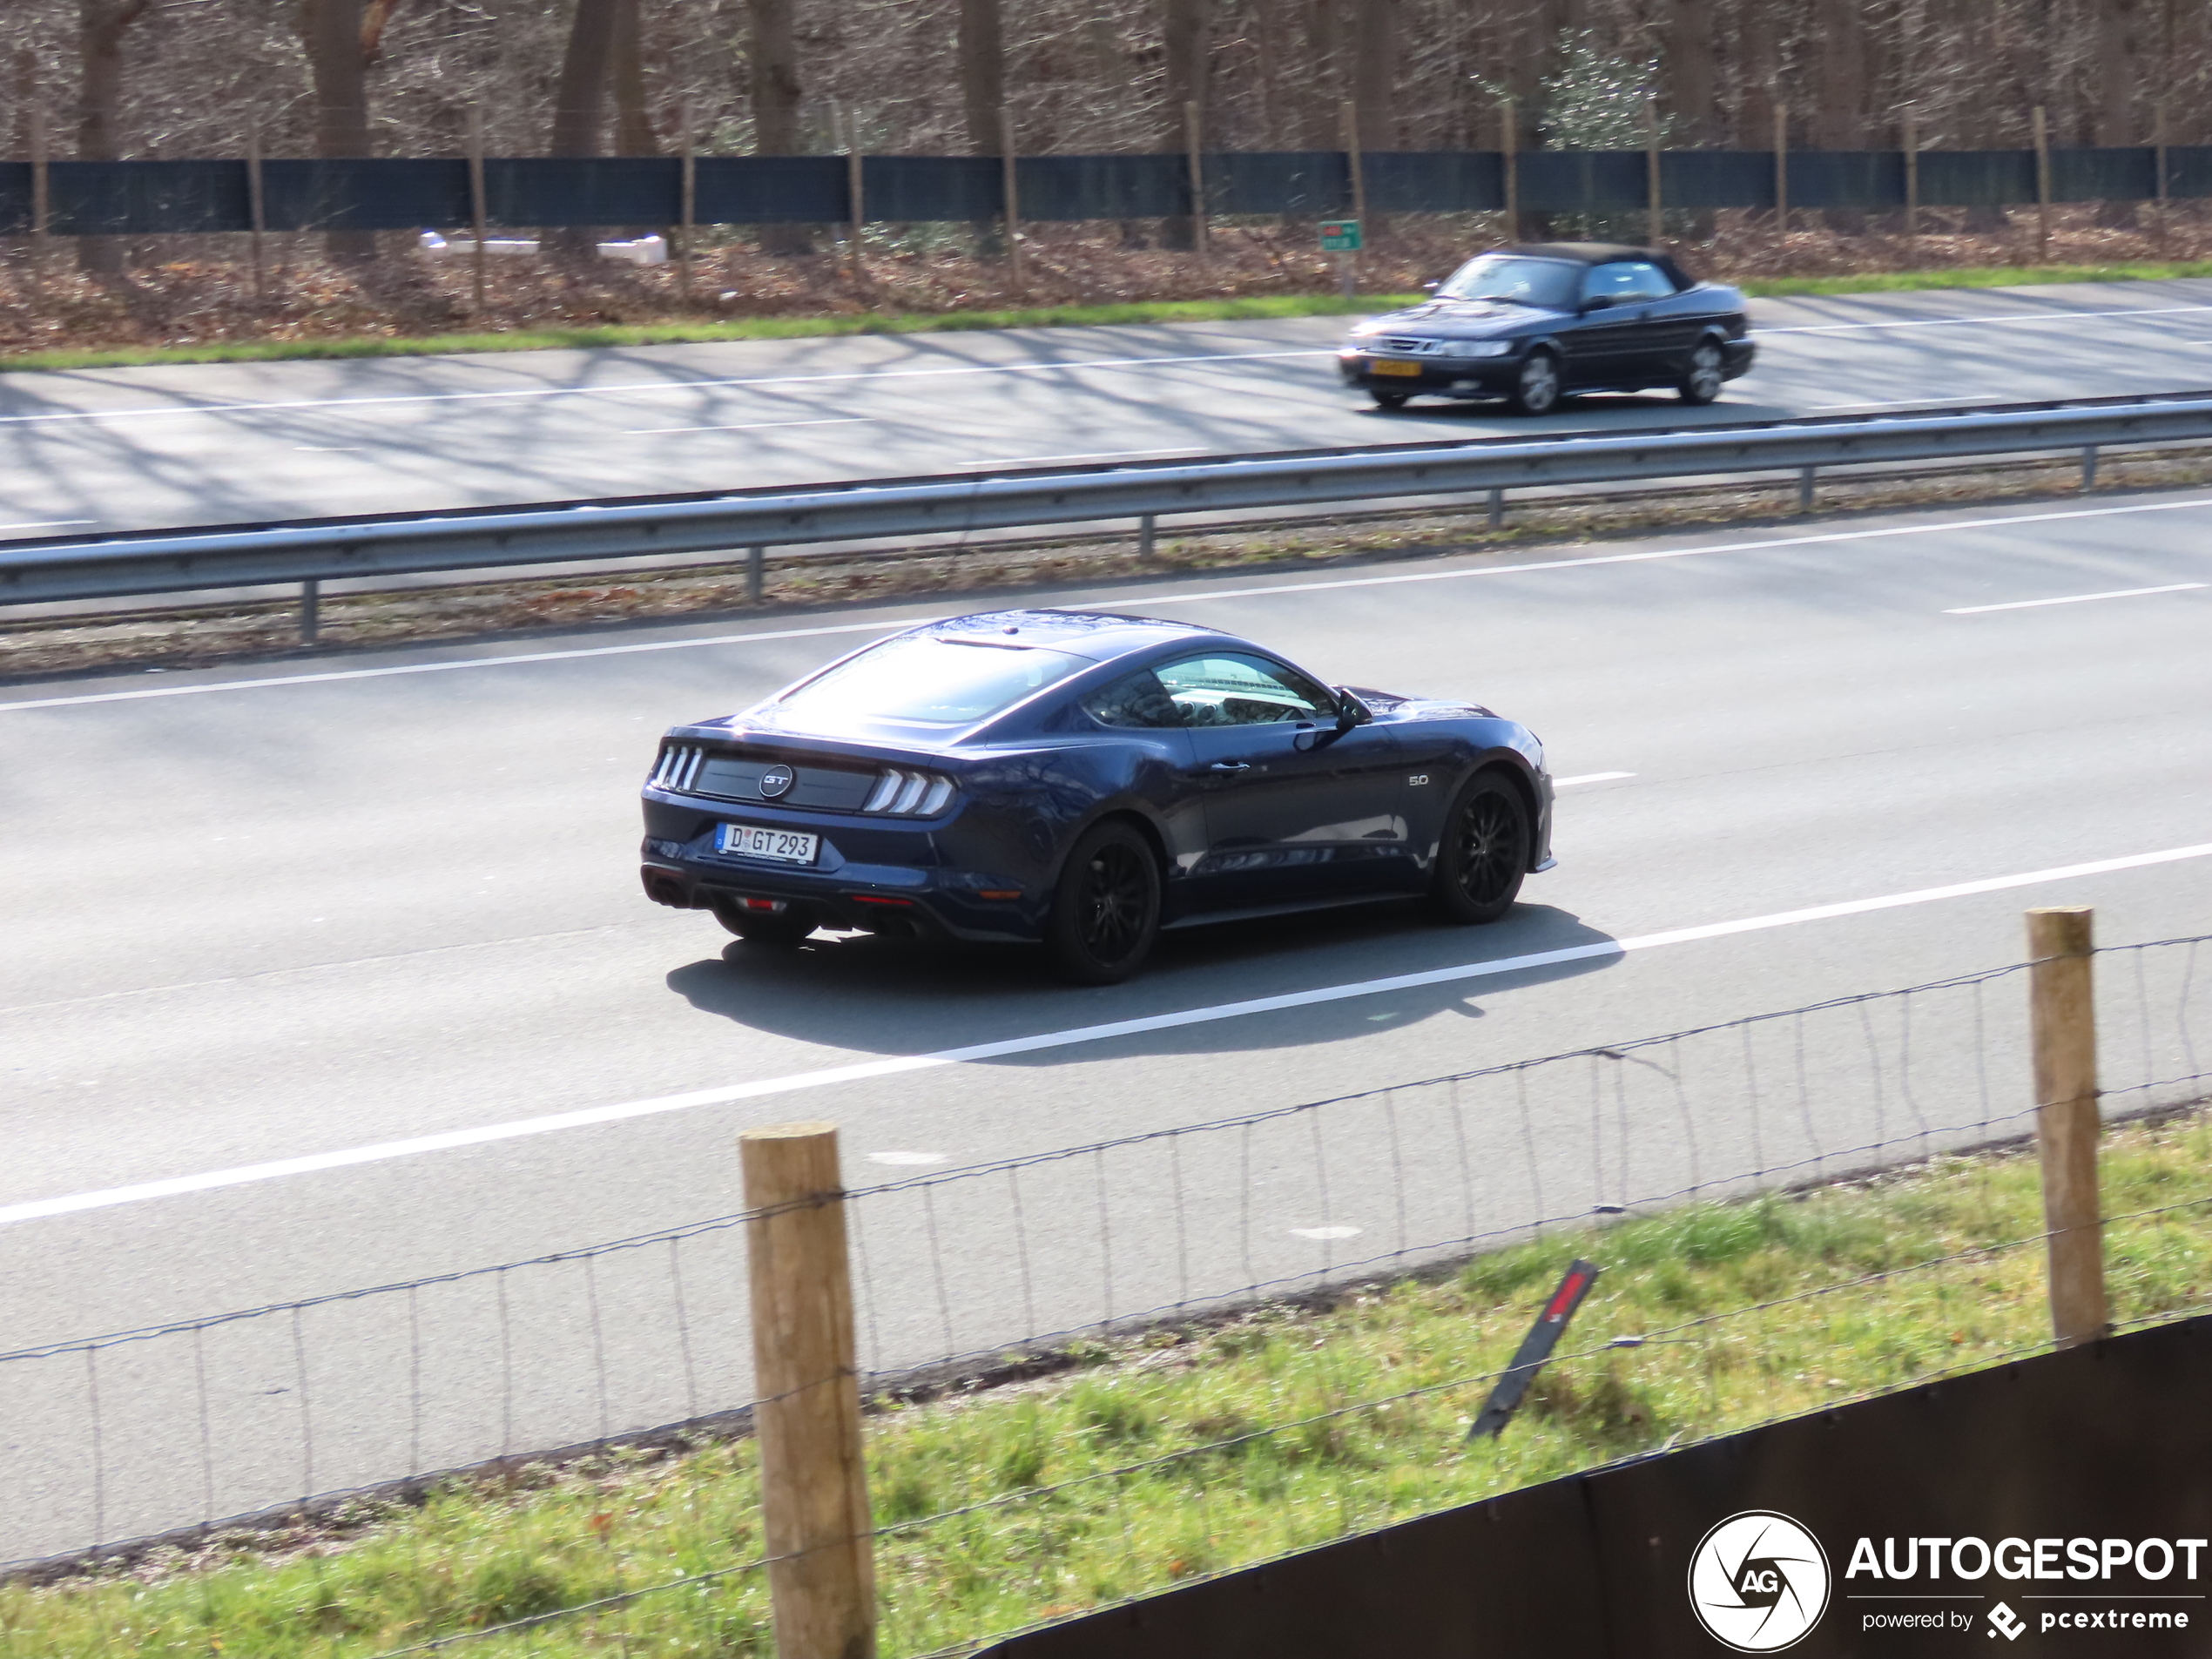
[1372,358,1423,376]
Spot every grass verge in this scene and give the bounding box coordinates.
[5,260,2212,374]
[5,1110,2209,1656]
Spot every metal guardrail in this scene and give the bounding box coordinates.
[4,390,2212,610]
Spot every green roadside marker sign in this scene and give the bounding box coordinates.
[1318,219,1362,252]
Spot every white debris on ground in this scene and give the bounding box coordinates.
[416,232,668,264]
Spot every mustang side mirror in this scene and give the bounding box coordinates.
[1333,690,1372,729]
[1422,280,1441,293]
[1580,293,1615,312]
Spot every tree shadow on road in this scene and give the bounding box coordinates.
[662,898,1622,1064]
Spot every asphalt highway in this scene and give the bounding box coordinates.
[5,475,2212,1562]
[4,279,2212,550]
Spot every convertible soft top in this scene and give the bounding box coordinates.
[1498,241,1697,289]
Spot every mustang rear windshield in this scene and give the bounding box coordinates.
[776,635,1089,725]
[1435,255,1581,309]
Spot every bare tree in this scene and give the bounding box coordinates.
[1349,0,1394,152]
[959,0,1005,155]
[299,0,375,261]
[748,0,809,251]
[1160,0,1208,247]
[76,0,150,275]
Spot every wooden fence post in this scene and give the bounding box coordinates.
[1644,99,1662,246]
[466,105,489,314]
[2032,105,2052,263]
[246,119,268,303]
[678,103,696,308]
[1501,97,1518,241]
[1000,105,1023,298]
[2027,907,2107,1350]
[1772,100,1788,239]
[742,1123,876,1659]
[1184,99,1208,260]
[1903,105,1919,244]
[27,98,48,296]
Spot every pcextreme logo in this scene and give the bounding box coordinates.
[1689,1511,1833,1652]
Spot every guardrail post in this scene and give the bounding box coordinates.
[741,1123,877,1659]
[2027,906,2107,1350]
[300,579,320,644]
[748,544,767,604]
[2080,445,2098,491]
[1797,465,1815,513]
[1487,487,1503,529]
[1137,513,1157,560]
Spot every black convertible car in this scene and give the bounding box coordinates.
[639,610,1554,983]
[1338,241,1754,415]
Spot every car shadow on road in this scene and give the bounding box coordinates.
[662,899,1622,1063]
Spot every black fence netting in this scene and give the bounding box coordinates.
[1,144,2209,238]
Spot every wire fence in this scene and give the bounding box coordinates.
[2,934,2209,1647]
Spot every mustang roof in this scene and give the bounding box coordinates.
[916,608,1224,662]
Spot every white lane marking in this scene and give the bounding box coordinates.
[1554,772,1635,786]
[1945,582,2207,614]
[1807,395,1994,412]
[8,838,2210,1228]
[10,491,2211,717]
[0,518,97,531]
[0,350,1332,430]
[1763,303,2212,335]
[626,418,872,435]
[1290,1225,1363,1240]
[0,617,921,713]
[294,445,367,453]
[868,1150,949,1166]
[960,446,1211,469]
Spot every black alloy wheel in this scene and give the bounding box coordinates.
[711,897,817,948]
[1371,388,1411,410]
[1507,352,1561,415]
[1679,339,1725,405]
[1430,771,1530,925]
[1045,820,1162,985]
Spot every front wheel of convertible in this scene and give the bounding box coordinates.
[1678,339,1726,405]
[1045,821,1162,985]
[1507,351,1562,415]
[1431,771,1530,925]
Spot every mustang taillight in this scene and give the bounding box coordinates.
[650,743,707,792]
[863,767,955,816]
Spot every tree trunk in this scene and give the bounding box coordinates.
[76,0,149,276]
[959,0,1005,156]
[546,0,620,255]
[300,0,376,261]
[1662,0,1716,145]
[1815,0,1866,229]
[749,0,811,253]
[1733,0,1775,151]
[611,0,657,158]
[1161,0,1208,249]
[1350,0,1393,154]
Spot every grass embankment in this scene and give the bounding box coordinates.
[5,260,2210,374]
[6,1113,2209,1657]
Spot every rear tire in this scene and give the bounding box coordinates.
[1678,339,1725,405]
[711,898,816,948]
[1430,771,1530,925]
[1507,352,1561,415]
[1371,388,1411,410]
[1044,821,1162,985]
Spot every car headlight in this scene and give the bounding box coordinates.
[1454,341,1514,358]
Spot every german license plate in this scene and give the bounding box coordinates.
[1372,358,1423,376]
[716,823,819,864]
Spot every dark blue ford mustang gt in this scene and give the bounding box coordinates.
[639,609,1554,983]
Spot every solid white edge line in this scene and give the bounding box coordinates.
[1945,582,2207,614]
[11,492,2212,716]
[1762,302,2212,335]
[8,837,2211,1228]
[624,418,873,435]
[1553,772,1636,786]
[0,349,1337,429]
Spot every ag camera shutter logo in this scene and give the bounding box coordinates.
[1688,1511,1831,1652]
